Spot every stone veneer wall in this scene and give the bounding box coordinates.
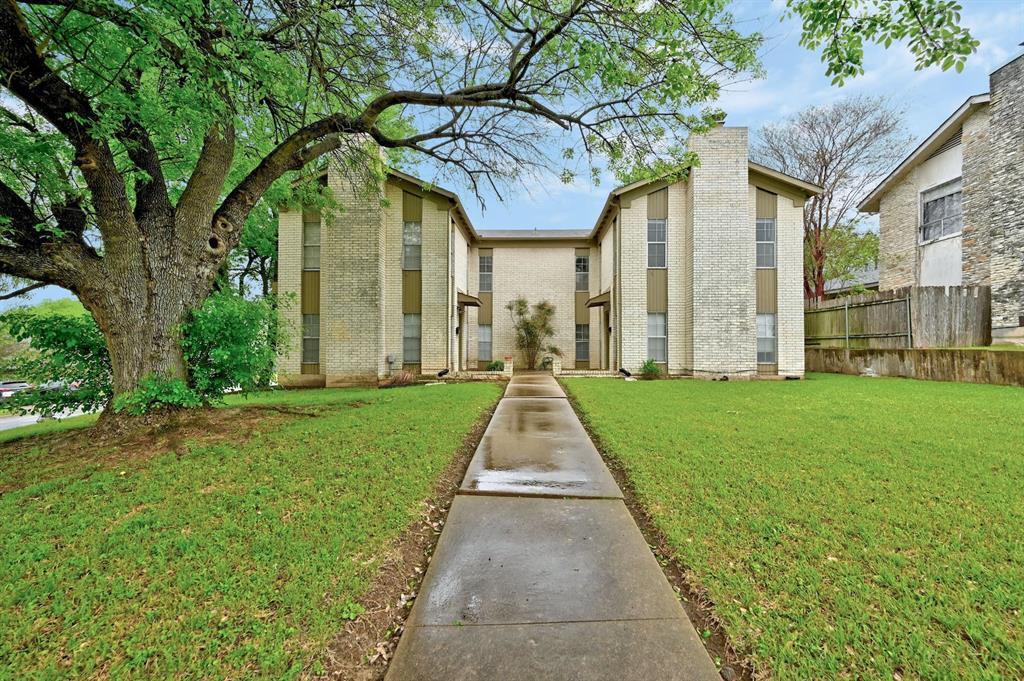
[688,126,757,376]
[961,107,992,287]
[878,176,919,290]
[985,55,1024,333]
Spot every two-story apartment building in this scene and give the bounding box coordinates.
[859,54,1023,343]
[277,125,820,386]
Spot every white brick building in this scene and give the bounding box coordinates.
[278,126,819,385]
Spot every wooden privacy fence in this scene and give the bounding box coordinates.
[805,286,991,349]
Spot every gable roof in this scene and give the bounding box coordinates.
[589,162,822,239]
[858,93,990,213]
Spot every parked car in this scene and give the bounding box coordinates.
[0,381,30,399]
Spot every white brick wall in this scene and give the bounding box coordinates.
[322,165,385,383]
[666,181,688,373]
[421,195,450,372]
[617,200,648,371]
[776,192,805,376]
[382,182,404,373]
[689,127,757,376]
[489,245,577,368]
[276,209,303,376]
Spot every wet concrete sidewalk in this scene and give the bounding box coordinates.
[386,374,719,681]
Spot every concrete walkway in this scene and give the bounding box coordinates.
[386,374,719,681]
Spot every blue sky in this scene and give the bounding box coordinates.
[7,0,1023,310]
[463,0,1024,232]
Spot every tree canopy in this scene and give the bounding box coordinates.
[0,0,979,405]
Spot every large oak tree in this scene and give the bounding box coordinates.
[0,0,977,405]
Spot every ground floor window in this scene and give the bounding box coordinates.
[757,313,777,364]
[302,314,319,365]
[478,324,492,362]
[576,324,590,362]
[403,314,421,363]
[647,313,667,363]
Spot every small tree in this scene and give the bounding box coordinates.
[819,223,879,296]
[506,298,562,371]
[752,96,911,301]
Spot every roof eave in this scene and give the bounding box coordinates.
[857,93,991,213]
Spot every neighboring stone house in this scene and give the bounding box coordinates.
[859,54,1023,343]
[277,125,820,386]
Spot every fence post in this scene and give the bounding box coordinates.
[844,299,850,349]
[905,295,913,349]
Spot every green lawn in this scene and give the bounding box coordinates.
[0,383,500,679]
[564,373,1024,680]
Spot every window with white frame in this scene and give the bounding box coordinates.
[303,219,320,270]
[756,217,776,268]
[647,219,666,268]
[576,324,590,362]
[921,179,963,242]
[403,313,421,363]
[302,314,320,364]
[576,256,589,291]
[479,255,493,292]
[757,313,777,364]
[647,313,667,363]
[478,324,492,362]
[402,221,422,270]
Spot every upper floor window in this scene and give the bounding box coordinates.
[575,256,589,291]
[921,180,962,242]
[479,255,493,292]
[647,219,666,268]
[402,221,422,270]
[303,218,320,270]
[756,217,776,268]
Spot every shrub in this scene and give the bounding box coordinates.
[381,371,416,388]
[181,291,282,398]
[0,291,282,416]
[486,360,505,371]
[0,307,112,417]
[505,297,561,369]
[639,358,662,380]
[113,375,203,415]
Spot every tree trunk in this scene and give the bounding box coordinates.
[77,211,221,403]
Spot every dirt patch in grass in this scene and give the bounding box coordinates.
[0,404,319,493]
[313,399,497,680]
[563,384,755,681]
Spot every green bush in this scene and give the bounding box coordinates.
[639,358,662,380]
[113,375,202,415]
[0,291,282,416]
[486,360,505,371]
[0,308,112,417]
[181,291,282,398]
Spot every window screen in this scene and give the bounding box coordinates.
[647,219,666,268]
[756,218,776,268]
[303,220,321,270]
[575,324,590,362]
[402,221,422,270]
[757,313,777,364]
[479,255,493,292]
[647,313,667,363]
[478,324,492,362]
[575,256,589,291]
[302,314,319,364]
[921,180,963,242]
[403,313,421,363]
